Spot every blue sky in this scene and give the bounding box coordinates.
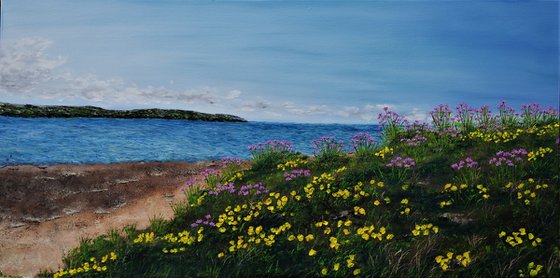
[0,0,558,123]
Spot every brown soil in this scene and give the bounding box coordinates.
[0,161,216,277]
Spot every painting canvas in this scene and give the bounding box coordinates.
[0,1,558,277]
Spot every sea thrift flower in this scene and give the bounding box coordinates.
[190,214,216,228]
[181,178,197,192]
[208,183,236,195]
[489,148,528,167]
[248,140,294,153]
[284,169,311,181]
[387,156,416,168]
[312,136,345,155]
[430,104,454,132]
[400,130,428,146]
[350,132,376,156]
[451,157,478,170]
[238,182,269,196]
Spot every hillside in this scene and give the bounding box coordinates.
[37,102,560,277]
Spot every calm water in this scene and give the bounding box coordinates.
[0,117,380,165]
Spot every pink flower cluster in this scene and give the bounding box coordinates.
[378,107,408,126]
[248,140,294,152]
[400,131,428,146]
[488,149,528,167]
[284,169,311,181]
[350,132,376,150]
[190,214,215,228]
[208,182,236,195]
[387,156,416,168]
[208,182,269,196]
[201,167,222,178]
[218,157,242,168]
[451,157,478,170]
[238,182,269,196]
[181,178,198,191]
[312,135,345,155]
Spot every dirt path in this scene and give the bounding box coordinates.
[0,161,215,277]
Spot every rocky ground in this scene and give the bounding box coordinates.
[0,161,215,277]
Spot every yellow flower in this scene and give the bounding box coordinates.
[321,268,328,276]
[305,234,314,242]
[297,234,304,242]
[217,252,224,258]
[373,200,381,206]
[499,231,506,238]
[401,198,409,205]
[333,263,340,271]
[353,268,361,275]
[308,249,317,256]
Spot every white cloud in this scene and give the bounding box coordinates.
[0,38,237,107]
[0,37,65,92]
[226,89,242,99]
[282,102,329,115]
[240,98,272,112]
[336,104,384,121]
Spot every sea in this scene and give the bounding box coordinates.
[0,117,380,166]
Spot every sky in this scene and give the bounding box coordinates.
[0,0,558,124]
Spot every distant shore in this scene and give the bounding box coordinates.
[0,102,247,122]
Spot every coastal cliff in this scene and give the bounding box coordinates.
[0,103,247,122]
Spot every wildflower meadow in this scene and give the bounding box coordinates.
[46,102,559,277]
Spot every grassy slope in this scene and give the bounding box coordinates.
[45,121,559,277]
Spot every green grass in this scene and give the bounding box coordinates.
[45,120,559,278]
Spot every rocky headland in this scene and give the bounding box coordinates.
[0,103,247,122]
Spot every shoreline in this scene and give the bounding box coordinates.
[0,161,216,277]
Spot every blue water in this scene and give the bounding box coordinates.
[0,117,380,165]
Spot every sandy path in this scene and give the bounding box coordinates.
[0,161,214,277]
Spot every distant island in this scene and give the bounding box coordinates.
[0,103,247,122]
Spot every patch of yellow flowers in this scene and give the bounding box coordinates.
[412,223,439,236]
[435,251,471,271]
[438,200,452,208]
[277,158,308,171]
[356,224,393,241]
[505,179,548,206]
[53,251,117,277]
[442,183,468,193]
[518,262,544,277]
[499,228,542,247]
[527,147,553,161]
[374,146,393,159]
